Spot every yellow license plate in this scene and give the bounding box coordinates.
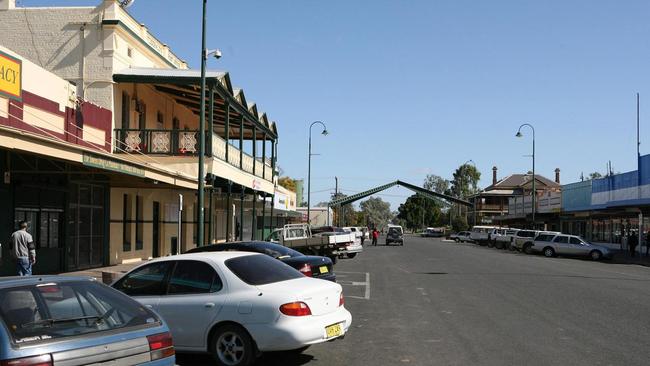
[325,323,343,338]
[319,266,329,274]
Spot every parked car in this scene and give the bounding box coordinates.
[187,241,336,282]
[515,230,561,252]
[112,252,351,366]
[386,225,404,246]
[528,234,613,260]
[494,228,520,249]
[449,231,472,243]
[342,226,363,246]
[0,276,175,366]
[469,225,497,245]
[422,227,446,237]
[486,228,508,248]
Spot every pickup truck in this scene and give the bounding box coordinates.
[266,224,362,262]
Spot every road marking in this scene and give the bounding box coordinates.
[337,271,370,300]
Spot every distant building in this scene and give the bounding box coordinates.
[468,166,561,229]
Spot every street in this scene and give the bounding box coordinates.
[179,235,650,365]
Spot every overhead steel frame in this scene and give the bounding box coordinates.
[328,180,473,224]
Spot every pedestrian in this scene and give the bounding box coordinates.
[629,231,638,258]
[372,228,379,246]
[10,221,35,276]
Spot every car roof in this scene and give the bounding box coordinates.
[147,251,259,265]
[0,275,95,289]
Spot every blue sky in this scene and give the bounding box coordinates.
[22,0,650,209]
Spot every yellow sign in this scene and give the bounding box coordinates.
[0,50,21,101]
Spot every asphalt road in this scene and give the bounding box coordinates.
[177,235,650,366]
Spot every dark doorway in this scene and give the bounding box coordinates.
[152,201,160,258]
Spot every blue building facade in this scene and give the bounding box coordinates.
[560,154,650,245]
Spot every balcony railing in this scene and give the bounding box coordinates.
[114,129,273,181]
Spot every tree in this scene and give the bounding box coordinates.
[588,172,603,180]
[278,176,297,192]
[423,174,449,194]
[360,197,393,229]
[396,194,444,231]
[449,164,481,198]
[330,192,359,226]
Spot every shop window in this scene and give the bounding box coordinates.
[123,194,132,252]
[136,196,143,250]
[39,211,61,249]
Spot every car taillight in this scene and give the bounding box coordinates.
[0,355,52,366]
[298,263,312,277]
[280,302,312,316]
[339,292,344,307]
[147,332,175,361]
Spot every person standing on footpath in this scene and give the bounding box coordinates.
[629,231,638,258]
[10,221,36,276]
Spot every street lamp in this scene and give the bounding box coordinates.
[307,121,328,225]
[516,123,536,227]
[197,1,221,247]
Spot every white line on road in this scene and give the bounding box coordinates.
[337,271,370,300]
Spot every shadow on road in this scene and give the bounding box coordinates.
[176,351,315,366]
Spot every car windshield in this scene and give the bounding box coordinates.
[226,254,304,285]
[0,281,158,345]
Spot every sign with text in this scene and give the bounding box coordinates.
[0,50,22,101]
[82,153,145,177]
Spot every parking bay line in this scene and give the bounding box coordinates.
[336,271,370,300]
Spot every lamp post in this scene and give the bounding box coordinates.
[197,0,208,248]
[307,121,328,225]
[197,0,223,247]
[516,123,536,227]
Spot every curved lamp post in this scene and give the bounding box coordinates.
[307,121,328,225]
[516,123,536,227]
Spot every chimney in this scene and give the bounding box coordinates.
[492,166,498,185]
[555,168,560,184]
[0,0,16,10]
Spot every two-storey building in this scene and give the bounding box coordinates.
[0,0,280,272]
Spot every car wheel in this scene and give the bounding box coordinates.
[543,247,555,258]
[211,324,256,366]
[523,244,533,255]
[590,250,602,261]
[487,241,494,248]
[400,242,404,246]
[347,253,357,259]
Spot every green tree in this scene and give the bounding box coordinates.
[449,164,481,198]
[360,197,393,229]
[588,172,603,180]
[330,192,359,226]
[397,194,444,231]
[423,174,449,194]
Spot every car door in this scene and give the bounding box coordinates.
[568,237,588,256]
[155,259,226,350]
[112,261,173,310]
[552,235,570,254]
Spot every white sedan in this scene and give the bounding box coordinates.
[112,252,352,366]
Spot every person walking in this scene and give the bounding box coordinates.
[10,221,35,276]
[372,228,379,246]
[629,231,638,258]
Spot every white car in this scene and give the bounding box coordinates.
[342,226,363,245]
[112,252,352,366]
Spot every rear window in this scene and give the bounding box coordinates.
[519,231,536,238]
[225,254,303,286]
[0,281,158,345]
[535,234,555,242]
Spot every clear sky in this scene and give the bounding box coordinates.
[21,0,650,209]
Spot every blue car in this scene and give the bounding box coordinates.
[0,276,175,365]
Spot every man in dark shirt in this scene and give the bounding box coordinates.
[10,221,35,276]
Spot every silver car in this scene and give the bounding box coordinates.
[529,234,613,260]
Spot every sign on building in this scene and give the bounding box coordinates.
[0,50,22,101]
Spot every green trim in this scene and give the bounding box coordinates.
[102,20,178,69]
